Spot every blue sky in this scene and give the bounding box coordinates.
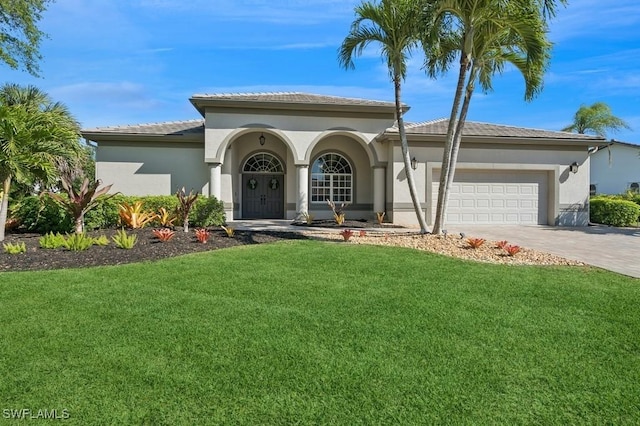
[4,0,639,143]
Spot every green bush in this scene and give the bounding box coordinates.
[191,196,225,227]
[13,194,226,233]
[590,197,640,227]
[14,196,73,234]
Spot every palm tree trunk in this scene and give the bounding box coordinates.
[0,176,12,242]
[444,72,476,207]
[433,55,470,234]
[395,75,429,233]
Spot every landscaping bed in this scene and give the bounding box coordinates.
[0,228,308,272]
[2,222,583,272]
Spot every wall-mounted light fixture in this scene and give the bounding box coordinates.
[569,162,579,174]
[259,133,266,146]
[411,156,418,170]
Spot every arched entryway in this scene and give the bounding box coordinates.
[242,152,285,219]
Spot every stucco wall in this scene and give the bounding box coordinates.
[388,141,590,227]
[591,145,640,194]
[203,111,388,165]
[96,142,209,196]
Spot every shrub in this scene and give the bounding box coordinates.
[84,194,126,230]
[63,233,94,251]
[176,188,199,232]
[13,196,72,234]
[152,228,175,242]
[43,178,115,234]
[156,207,177,228]
[340,229,354,241]
[119,201,158,229]
[327,200,346,225]
[504,245,521,256]
[39,232,66,249]
[195,228,210,243]
[301,211,315,225]
[92,235,110,246]
[466,238,486,249]
[590,197,640,227]
[191,196,225,228]
[376,211,385,225]
[495,240,509,249]
[221,225,235,238]
[112,229,137,249]
[3,242,26,254]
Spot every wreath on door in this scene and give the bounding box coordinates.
[247,178,258,190]
[269,178,279,190]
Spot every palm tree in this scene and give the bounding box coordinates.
[339,0,429,233]
[423,0,561,234]
[562,102,631,137]
[0,84,81,241]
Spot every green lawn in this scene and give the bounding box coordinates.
[1,241,639,424]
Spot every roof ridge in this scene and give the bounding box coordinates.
[86,118,204,131]
[190,91,396,105]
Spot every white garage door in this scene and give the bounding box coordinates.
[432,170,548,225]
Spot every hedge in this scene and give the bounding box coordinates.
[590,197,640,227]
[12,194,226,234]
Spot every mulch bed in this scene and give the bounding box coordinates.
[0,228,308,272]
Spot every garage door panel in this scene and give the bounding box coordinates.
[432,170,548,225]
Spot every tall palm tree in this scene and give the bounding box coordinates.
[0,84,81,241]
[423,0,560,234]
[339,0,429,233]
[562,102,631,137]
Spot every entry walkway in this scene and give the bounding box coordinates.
[229,220,640,279]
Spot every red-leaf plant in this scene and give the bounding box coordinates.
[504,244,521,256]
[466,237,486,249]
[359,230,367,237]
[495,240,509,249]
[152,228,175,242]
[340,229,354,241]
[195,228,210,243]
[44,178,115,234]
[176,187,199,233]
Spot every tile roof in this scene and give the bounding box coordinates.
[190,92,398,108]
[390,118,604,140]
[83,119,204,136]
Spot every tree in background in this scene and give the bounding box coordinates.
[562,102,631,137]
[0,0,53,76]
[0,83,81,241]
[425,0,564,234]
[339,0,429,233]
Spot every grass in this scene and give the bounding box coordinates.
[1,240,639,424]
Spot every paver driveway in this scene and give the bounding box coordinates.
[449,225,640,278]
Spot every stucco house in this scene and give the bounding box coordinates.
[590,140,640,195]
[81,92,604,227]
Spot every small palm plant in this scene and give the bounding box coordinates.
[44,177,115,234]
[176,187,198,233]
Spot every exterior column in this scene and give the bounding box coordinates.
[209,163,221,199]
[373,166,386,214]
[296,165,309,219]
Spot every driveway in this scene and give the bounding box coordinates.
[448,225,640,279]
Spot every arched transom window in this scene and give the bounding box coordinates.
[243,153,284,173]
[311,153,352,203]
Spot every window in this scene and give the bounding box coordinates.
[311,153,352,203]
[630,182,639,193]
[243,153,283,173]
[589,184,597,196]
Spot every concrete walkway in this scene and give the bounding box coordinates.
[229,220,640,279]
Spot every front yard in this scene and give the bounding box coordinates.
[1,241,638,424]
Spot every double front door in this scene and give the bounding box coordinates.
[242,173,284,219]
